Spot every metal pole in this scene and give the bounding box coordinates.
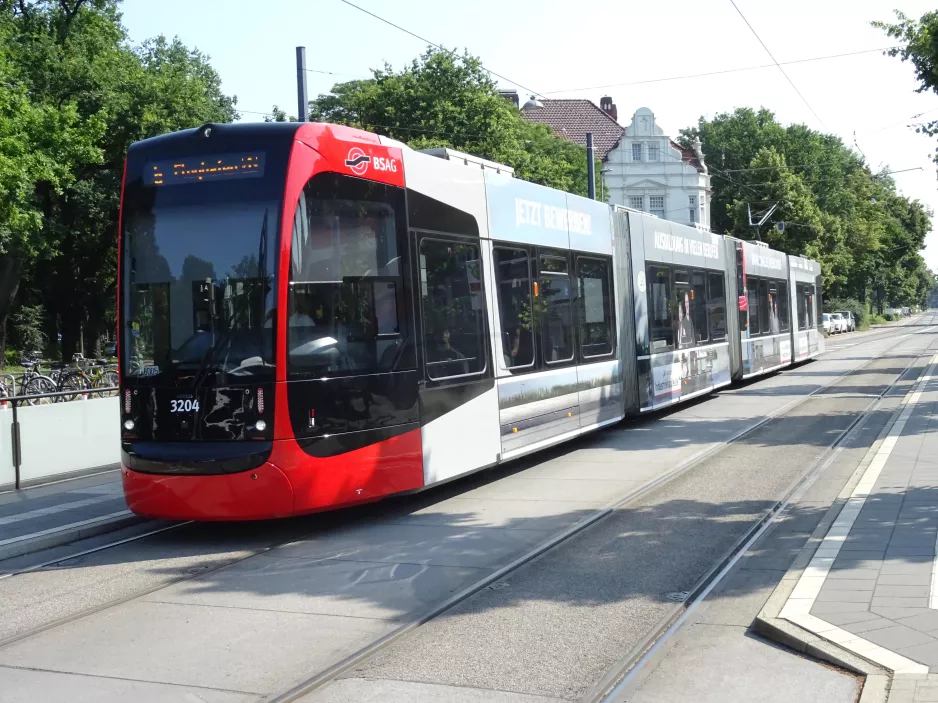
[10,398,20,490]
[296,46,309,122]
[586,132,596,200]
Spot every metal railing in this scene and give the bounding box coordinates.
[3,385,118,491]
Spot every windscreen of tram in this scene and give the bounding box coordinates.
[287,173,411,377]
[121,158,279,381]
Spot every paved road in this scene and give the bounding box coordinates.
[0,315,934,702]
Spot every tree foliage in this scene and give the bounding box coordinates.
[307,48,597,197]
[679,107,934,309]
[0,0,237,364]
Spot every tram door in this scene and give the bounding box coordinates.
[413,230,500,485]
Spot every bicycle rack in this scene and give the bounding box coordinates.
[4,385,117,491]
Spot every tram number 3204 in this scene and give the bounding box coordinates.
[169,399,200,413]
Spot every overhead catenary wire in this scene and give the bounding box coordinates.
[237,106,917,199]
[542,46,897,95]
[238,106,913,196]
[300,46,899,97]
[337,0,547,99]
[728,0,827,130]
[731,167,925,189]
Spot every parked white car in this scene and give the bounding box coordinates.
[822,313,833,335]
[835,311,856,332]
[829,312,845,333]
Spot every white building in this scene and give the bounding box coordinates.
[603,107,711,230]
[514,96,711,230]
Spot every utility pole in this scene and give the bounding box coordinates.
[296,46,309,122]
[586,133,596,200]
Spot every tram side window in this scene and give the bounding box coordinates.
[647,265,673,351]
[760,279,776,334]
[420,239,486,380]
[747,278,761,336]
[539,254,575,364]
[804,285,816,328]
[288,173,411,377]
[494,247,535,369]
[707,271,727,341]
[675,270,694,349]
[577,256,614,358]
[796,283,815,330]
[796,283,807,330]
[778,280,790,332]
[691,271,708,344]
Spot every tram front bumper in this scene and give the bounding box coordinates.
[121,461,295,521]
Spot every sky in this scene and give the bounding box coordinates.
[119,0,938,269]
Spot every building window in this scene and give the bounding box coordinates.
[688,195,697,223]
[632,143,642,161]
[649,195,664,218]
[629,195,644,211]
[647,142,659,161]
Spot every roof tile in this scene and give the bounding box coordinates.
[520,99,625,160]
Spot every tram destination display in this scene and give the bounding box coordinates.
[144,152,266,186]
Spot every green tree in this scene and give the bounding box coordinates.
[0,0,237,360]
[308,47,596,196]
[0,3,106,363]
[679,107,931,308]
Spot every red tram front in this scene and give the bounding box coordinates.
[119,122,428,519]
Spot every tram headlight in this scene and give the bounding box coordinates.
[123,419,135,431]
[254,419,267,432]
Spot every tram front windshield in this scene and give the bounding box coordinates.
[122,179,279,383]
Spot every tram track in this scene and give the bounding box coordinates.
[6,318,927,587]
[589,341,938,703]
[264,318,938,702]
[0,318,932,701]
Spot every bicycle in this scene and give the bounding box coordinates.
[83,358,119,397]
[15,356,58,405]
[53,355,119,400]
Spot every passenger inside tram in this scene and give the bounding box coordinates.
[504,327,522,367]
[429,328,468,376]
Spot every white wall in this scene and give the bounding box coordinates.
[15,397,120,485]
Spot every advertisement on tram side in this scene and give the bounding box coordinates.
[483,171,613,254]
[638,344,731,411]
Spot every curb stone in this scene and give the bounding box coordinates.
[0,512,141,563]
[752,367,924,692]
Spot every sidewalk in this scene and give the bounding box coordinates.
[767,351,938,702]
[0,470,138,563]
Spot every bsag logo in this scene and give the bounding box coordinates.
[372,156,397,173]
[345,147,371,175]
